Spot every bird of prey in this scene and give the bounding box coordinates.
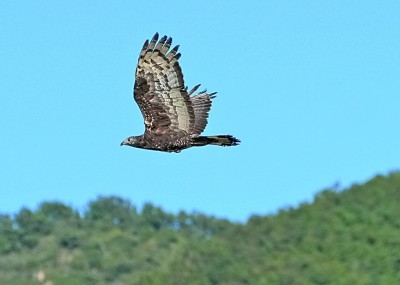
[121,33,240,153]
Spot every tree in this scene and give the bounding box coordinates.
[85,196,137,229]
[0,214,17,253]
[38,202,78,222]
[15,207,52,235]
[141,203,173,230]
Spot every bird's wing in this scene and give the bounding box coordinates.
[134,33,195,135]
[188,84,216,136]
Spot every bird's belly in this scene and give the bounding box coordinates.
[145,133,191,153]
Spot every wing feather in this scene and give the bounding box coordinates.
[134,33,195,135]
[166,45,180,60]
[161,37,172,54]
[189,85,217,136]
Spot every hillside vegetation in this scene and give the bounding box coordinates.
[1,173,399,285]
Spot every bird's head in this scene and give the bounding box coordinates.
[120,136,142,147]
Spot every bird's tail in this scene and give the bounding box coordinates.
[192,135,240,147]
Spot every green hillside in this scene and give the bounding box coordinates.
[1,173,399,285]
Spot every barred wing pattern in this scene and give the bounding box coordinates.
[188,84,216,136]
[134,33,195,135]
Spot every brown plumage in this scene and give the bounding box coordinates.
[121,33,240,153]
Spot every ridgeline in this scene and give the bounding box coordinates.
[1,173,399,284]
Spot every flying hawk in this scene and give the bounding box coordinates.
[121,33,240,153]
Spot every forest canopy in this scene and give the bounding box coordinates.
[1,172,399,285]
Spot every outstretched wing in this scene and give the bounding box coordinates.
[134,33,195,135]
[187,84,216,136]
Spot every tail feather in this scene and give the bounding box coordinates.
[192,135,240,147]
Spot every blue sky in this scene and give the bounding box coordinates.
[1,1,399,221]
